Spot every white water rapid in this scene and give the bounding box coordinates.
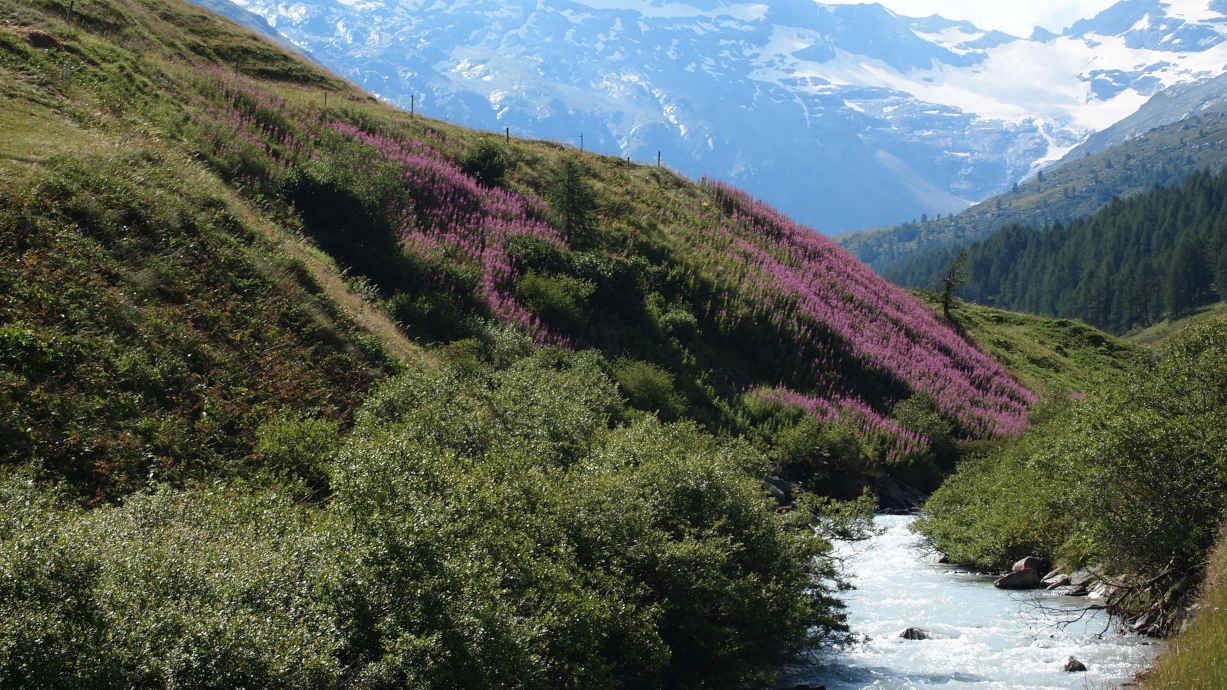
[782,515,1162,689]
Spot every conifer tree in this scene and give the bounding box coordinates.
[548,157,596,247]
[939,249,968,322]
[1165,240,1209,317]
[1216,249,1227,301]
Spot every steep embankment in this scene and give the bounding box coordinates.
[1140,522,1227,688]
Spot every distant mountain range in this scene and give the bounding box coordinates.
[198,0,1227,233]
[839,72,1227,276]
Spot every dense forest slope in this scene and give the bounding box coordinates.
[838,104,1227,275]
[885,170,1227,335]
[0,0,1137,686]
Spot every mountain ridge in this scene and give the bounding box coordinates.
[194,0,1227,233]
[838,81,1227,274]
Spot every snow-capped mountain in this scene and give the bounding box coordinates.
[202,0,1227,233]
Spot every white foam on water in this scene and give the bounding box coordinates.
[784,515,1162,689]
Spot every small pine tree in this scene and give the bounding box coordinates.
[548,157,596,246]
[939,249,969,322]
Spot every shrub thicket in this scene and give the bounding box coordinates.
[0,351,860,688]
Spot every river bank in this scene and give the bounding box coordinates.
[781,515,1160,689]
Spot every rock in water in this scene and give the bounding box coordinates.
[900,627,928,640]
[995,568,1042,589]
[1064,656,1088,672]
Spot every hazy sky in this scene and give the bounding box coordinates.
[823,1,1121,36]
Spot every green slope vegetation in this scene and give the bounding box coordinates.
[838,106,1227,275]
[915,318,1227,637]
[1126,300,1227,347]
[884,169,1227,335]
[0,4,407,498]
[917,294,1138,396]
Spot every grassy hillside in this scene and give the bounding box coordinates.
[920,295,1138,395]
[0,0,1144,685]
[838,106,1227,275]
[0,0,413,500]
[1126,301,1227,347]
[1,0,1045,490]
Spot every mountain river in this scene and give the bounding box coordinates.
[781,515,1162,689]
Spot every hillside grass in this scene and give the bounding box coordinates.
[0,0,428,498]
[921,294,1138,395]
[1126,301,1227,348]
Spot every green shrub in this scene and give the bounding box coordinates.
[251,411,341,495]
[516,271,596,329]
[0,477,349,690]
[916,319,1227,602]
[612,358,685,420]
[459,138,508,188]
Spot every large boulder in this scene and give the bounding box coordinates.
[994,568,1042,589]
[1012,556,1050,577]
[900,627,929,640]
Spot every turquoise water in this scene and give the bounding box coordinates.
[783,515,1162,689]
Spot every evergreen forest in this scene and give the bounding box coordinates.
[885,169,1227,334]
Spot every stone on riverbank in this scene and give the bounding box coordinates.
[995,568,1042,589]
[900,627,928,640]
[1043,571,1071,589]
[1013,556,1050,577]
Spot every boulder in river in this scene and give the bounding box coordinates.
[995,568,1041,589]
[900,627,928,640]
[1012,556,1050,577]
[1063,656,1087,672]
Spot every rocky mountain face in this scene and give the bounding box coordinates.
[202,0,1227,233]
[1062,71,1227,161]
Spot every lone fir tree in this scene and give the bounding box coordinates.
[939,249,969,322]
